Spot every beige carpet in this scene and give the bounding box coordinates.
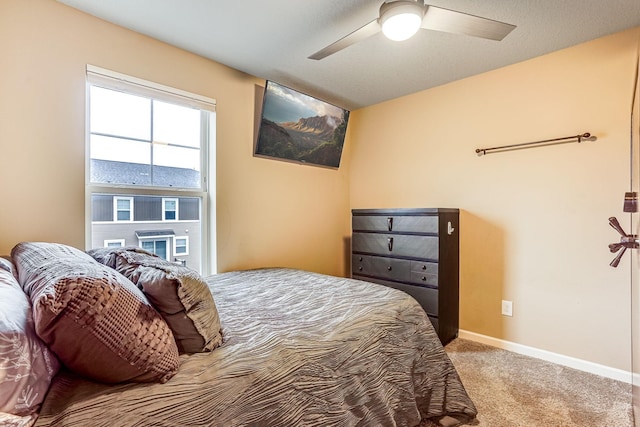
[424,338,633,427]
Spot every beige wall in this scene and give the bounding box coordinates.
[348,28,640,370]
[0,0,351,276]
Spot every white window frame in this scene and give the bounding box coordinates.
[174,236,189,256]
[163,198,179,221]
[113,197,134,222]
[139,238,171,261]
[104,239,125,248]
[86,65,216,275]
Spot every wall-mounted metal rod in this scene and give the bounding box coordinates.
[476,132,592,156]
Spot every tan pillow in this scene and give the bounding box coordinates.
[88,247,223,354]
[12,242,180,384]
[87,245,153,269]
[0,258,60,418]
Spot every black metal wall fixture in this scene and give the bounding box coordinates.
[475,132,594,156]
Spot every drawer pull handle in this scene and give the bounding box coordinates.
[359,257,363,262]
[387,237,393,251]
[421,276,427,281]
[387,217,393,231]
[358,266,363,271]
[422,265,427,270]
[387,266,392,271]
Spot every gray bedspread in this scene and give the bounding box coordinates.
[35,268,476,426]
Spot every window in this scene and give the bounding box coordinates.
[104,239,125,248]
[174,236,189,256]
[86,65,216,274]
[163,198,178,221]
[141,239,169,260]
[114,197,133,222]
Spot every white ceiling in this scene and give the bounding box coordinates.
[57,0,640,111]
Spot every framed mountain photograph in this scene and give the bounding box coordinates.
[255,81,350,169]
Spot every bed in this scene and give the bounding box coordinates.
[1,243,477,427]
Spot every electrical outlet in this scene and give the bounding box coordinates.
[501,300,513,317]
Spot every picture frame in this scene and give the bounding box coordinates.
[254,81,350,169]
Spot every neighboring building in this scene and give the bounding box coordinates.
[91,184,202,271]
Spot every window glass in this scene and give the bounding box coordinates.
[115,198,132,221]
[141,240,168,259]
[90,86,150,140]
[153,144,201,171]
[89,87,203,190]
[175,237,188,255]
[90,134,151,164]
[141,240,167,259]
[163,199,177,221]
[105,239,125,248]
[153,100,201,148]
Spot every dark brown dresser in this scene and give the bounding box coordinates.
[351,208,459,345]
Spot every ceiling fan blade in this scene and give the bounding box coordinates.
[309,19,380,60]
[421,5,516,41]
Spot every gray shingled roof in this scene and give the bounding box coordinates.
[91,159,201,188]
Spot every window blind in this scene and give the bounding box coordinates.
[86,65,216,112]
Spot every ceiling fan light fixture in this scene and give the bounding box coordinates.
[379,1,424,42]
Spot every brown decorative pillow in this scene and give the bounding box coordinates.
[87,245,154,269]
[88,247,223,354]
[12,242,180,384]
[0,258,60,419]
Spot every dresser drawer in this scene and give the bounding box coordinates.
[352,255,410,282]
[352,275,439,317]
[352,233,439,260]
[353,215,438,233]
[409,261,438,287]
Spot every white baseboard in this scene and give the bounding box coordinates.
[458,329,633,384]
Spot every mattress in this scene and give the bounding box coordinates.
[34,268,476,426]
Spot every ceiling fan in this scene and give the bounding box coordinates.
[308,0,516,60]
